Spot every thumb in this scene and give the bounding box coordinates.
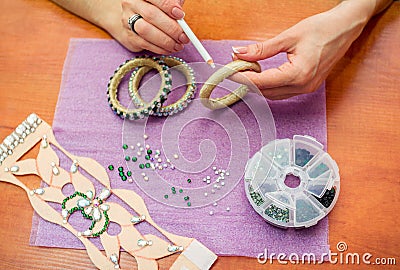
[232,36,292,62]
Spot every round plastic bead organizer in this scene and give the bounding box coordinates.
[244,135,340,228]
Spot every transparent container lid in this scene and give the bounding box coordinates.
[244,135,340,228]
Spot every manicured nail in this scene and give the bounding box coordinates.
[232,46,247,54]
[174,43,184,51]
[172,7,185,19]
[231,52,238,60]
[178,33,189,44]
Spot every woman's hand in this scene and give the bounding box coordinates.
[51,0,190,54]
[118,0,189,54]
[232,0,392,100]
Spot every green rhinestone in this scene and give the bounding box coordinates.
[187,179,192,183]
[145,163,150,168]
[164,194,168,199]
[172,190,176,194]
[121,175,127,181]
[119,171,124,177]
[187,202,191,207]
[139,164,145,169]
[125,156,131,161]
[122,144,128,150]
[166,81,172,85]
[179,189,183,193]
[147,149,152,155]
[118,167,123,172]
[171,187,176,191]
[127,171,132,177]
[184,196,189,201]
[108,165,114,171]
[132,156,138,162]
[145,155,150,160]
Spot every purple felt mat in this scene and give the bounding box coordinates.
[30,38,329,258]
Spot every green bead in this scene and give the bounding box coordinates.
[187,179,191,183]
[184,196,189,201]
[164,195,168,199]
[132,156,137,162]
[127,171,132,177]
[172,190,176,194]
[147,149,152,155]
[145,155,150,160]
[122,144,128,150]
[187,202,191,207]
[121,175,127,181]
[118,167,123,172]
[108,165,114,171]
[179,189,183,193]
[119,171,124,177]
[145,163,150,168]
[139,164,145,169]
[125,156,130,161]
[171,187,176,191]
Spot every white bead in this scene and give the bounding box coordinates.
[141,172,146,177]
[143,134,148,139]
[173,154,179,159]
[226,172,230,176]
[204,192,208,197]
[213,202,217,206]
[211,189,215,194]
[100,204,110,211]
[137,143,141,147]
[206,176,211,180]
[10,165,19,173]
[139,147,144,152]
[93,208,102,221]
[85,190,94,200]
[35,188,45,195]
[144,176,149,181]
[209,211,214,216]
[212,166,217,171]
[206,180,211,184]
[98,188,111,200]
[216,178,220,183]
[221,182,225,186]
[77,198,91,208]
[226,207,230,212]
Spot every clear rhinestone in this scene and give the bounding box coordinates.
[100,204,110,211]
[77,198,91,208]
[10,166,19,173]
[130,215,145,224]
[27,113,38,125]
[34,188,45,195]
[85,190,94,200]
[61,209,69,218]
[82,229,92,236]
[110,254,118,264]
[93,208,102,221]
[167,245,184,252]
[41,135,48,148]
[84,206,93,215]
[98,189,111,200]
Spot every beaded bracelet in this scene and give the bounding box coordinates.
[129,56,196,116]
[199,60,261,110]
[107,57,172,120]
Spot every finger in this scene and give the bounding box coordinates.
[125,0,189,44]
[145,0,185,19]
[239,61,301,89]
[124,30,172,54]
[232,35,294,62]
[134,18,184,52]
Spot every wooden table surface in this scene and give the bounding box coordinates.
[0,0,399,269]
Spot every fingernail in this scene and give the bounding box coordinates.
[178,33,189,44]
[231,52,238,60]
[172,7,185,19]
[174,43,184,51]
[232,46,247,54]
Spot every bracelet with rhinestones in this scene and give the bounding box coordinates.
[199,60,261,110]
[107,56,172,120]
[128,56,196,116]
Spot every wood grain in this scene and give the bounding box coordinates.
[0,0,399,269]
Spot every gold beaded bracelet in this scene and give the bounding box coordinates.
[199,60,261,110]
[107,56,172,120]
[129,56,196,116]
